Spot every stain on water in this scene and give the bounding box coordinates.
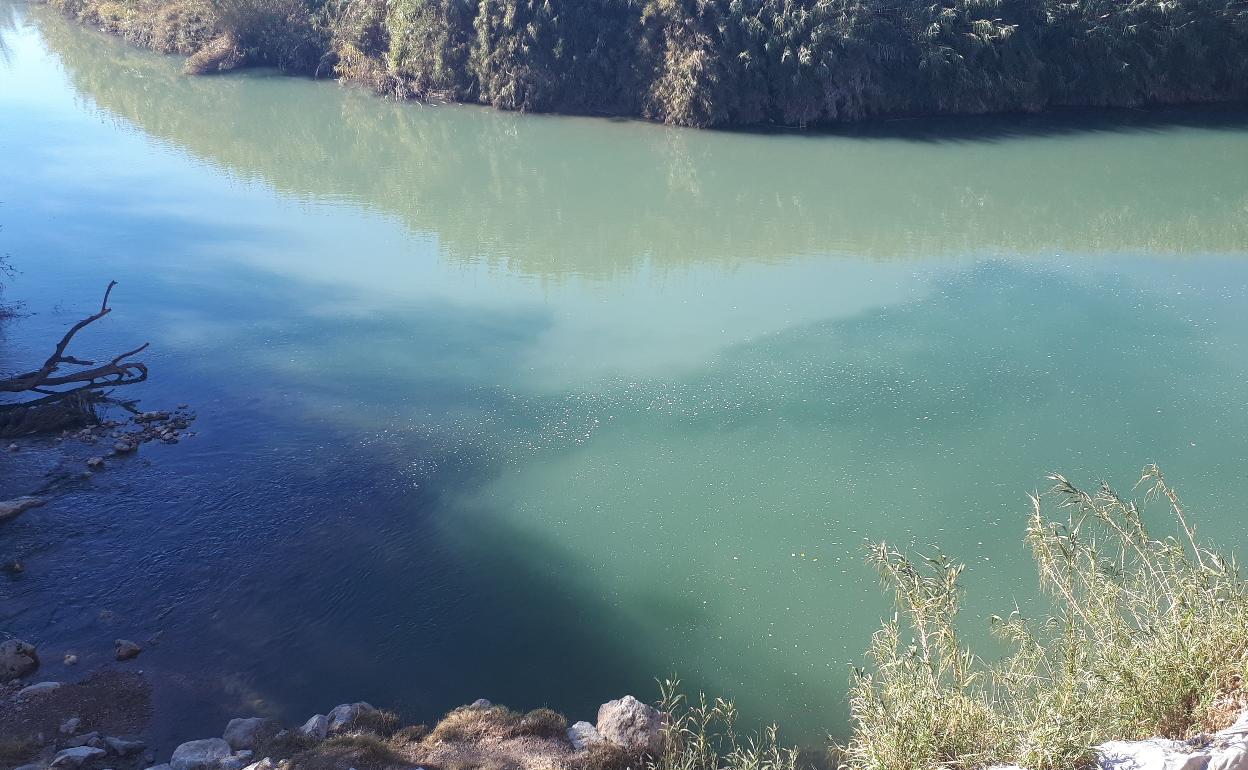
[2,0,1248,750]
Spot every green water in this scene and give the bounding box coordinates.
[3,0,1248,746]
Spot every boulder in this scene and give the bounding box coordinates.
[86,457,104,470]
[469,699,492,709]
[0,497,47,523]
[567,721,604,751]
[224,718,274,751]
[221,751,254,770]
[170,738,232,770]
[298,715,328,741]
[64,732,103,749]
[1208,743,1248,770]
[0,638,39,681]
[596,695,665,755]
[17,681,62,698]
[146,765,174,770]
[1097,739,1209,770]
[61,717,83,735]
[327,702,375,734]
[105,737,147,756]
[114,639,142,661]
[51,747,107,768]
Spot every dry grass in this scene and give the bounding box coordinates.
[842,465,1248,770]
[184,32,243,73]
[289,734,404,770]
[348,707,402,737]
[427,705,567,744]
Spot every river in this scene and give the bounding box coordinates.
[2,0,1248,752]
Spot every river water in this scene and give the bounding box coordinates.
[2,0,1248,751]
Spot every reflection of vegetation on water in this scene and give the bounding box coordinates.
[30,7,1248,279]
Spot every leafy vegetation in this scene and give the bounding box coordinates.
[45,0,1248,126]
[652,680,801,770]
[842,465,1248,770]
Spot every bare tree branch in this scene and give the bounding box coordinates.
[0,281,149,399]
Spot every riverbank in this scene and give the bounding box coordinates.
[0,649,667,770]
[39,0,1248,128]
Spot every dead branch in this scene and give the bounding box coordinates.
[0,281,149,400]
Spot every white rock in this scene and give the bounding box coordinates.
[1207,742,1248,770]
[1218,713,1248,741]
[170,738,232,770]
[299,715,328,741]
[567,721,604,751]
[1097,738,1208,770]
[18,681,63,698]
[597,695,665,755]
[51,747,106,768]
[224,718,273,751]
[240,759,274,770]
[469,699,492,708]
[327,702,375,734]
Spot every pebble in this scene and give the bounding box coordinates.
[114,639,142,661]
[17,680,63,698]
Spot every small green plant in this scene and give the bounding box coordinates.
[843,466,1248,770]
[649,679,799,770]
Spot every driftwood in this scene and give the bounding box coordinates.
[0,281,149,412]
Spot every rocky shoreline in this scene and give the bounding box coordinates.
[2,637,665,770]
[9,627,1248,770]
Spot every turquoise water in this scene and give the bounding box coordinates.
[2,0,1248,750]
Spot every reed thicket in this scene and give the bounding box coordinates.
[46,0,1248,126]
[843,465,1248,770]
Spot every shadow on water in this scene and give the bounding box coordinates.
[0,253,717,751]
[728,103,1248,143]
